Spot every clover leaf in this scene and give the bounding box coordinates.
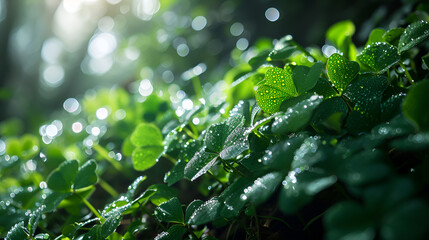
[398,20,429,54]
[357,42,400,74]
[326,53,360,94]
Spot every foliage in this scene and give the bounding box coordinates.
[2,5,429,240]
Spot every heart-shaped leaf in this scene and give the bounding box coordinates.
[256,66,297,113]
[272,95,323,134]
[132,146,164,171]
[398,20,429,54]
[383,28,404,46]
[357,42,400,74]
[309,77,338,99]
[327,53,360,93]
[402,80,429,131]
[364,28,385,47]
[73,160,98,190]
[293,62,323,94]
[47,160,79,192]
[130,123,163,148]
[187,197,222,225]
[154,197,184,223]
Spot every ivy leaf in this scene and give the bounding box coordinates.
[73,160,98,190]
[326,53,360,94]
[6,221,28,240]
[402,80,429,131]
[357,42,400,74]
[256,66,297,113]
[154,197,184,223]
[292,62,323,94]
[272,95,323,134]
[324,201,375,240]
[187,197,222,225]
[132,146,164,171]
[47,160,79,192]
[154,225,187,240]
[398,20,429,54]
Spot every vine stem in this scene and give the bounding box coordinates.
[98,178,119,198]
[207,170,227,188]
[77,194,104,222]
[398,62,414,85]
[258,215,294,230]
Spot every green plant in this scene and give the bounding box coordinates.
[2,6,429,240]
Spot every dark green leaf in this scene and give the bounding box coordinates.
[101,211,122,238]
[184,148,218,181]
[261,135,306,171]
[248,49,271,69]
[154,225,187,240]
[130,123,163,147]
[6,221,28,240]
[398,20,429,53]
[42,191,73,212]
[357,42,400,73]
[146,184,178,206]
[241,172,283,205]
[326,53,360,94]
[27,205,45,236]
[187,197,221,225]
[390,132,429,151]
[205,114,244,153]
[47,160,79,192]
[293,62,323,94]
[83,225,103,240]
[312,97,348,134]
[272,95,323,134]
[268,46,297,61]
[422,53,429,69]
[402,80,429,131]
[309,77,338,99]
[185,200,204,223]
[382,28,404,46]
[256,66,297,113]
[219,126,248,160]
[164,160,187,186]
[74,160,98,190]
[125,176,147,200]
[132,146,164,171]
[154,197,184,223]
[324,201,375,240]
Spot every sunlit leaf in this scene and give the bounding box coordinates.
[132,146,164,171]
[73,160,98,190]
[398,20,429,54]
[357,42,400,73]
[326,53,359,94]
[130,123,163,147]
[5,221,28,240]
[292,62,323,94]
[364,28,385,46]
[382,28,404,46]
[154,197,184,223]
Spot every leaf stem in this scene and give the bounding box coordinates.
[183,127,198,140]
[398,62,414,85]
[303,209,328,231]
[77,194,104,222]
[163,153,177,164]
[290,40,318,61]
[192,76,203,99]
[258,215,294,230]
[98,178,119,198]
[92,144,123,171]
[207,170,227,188]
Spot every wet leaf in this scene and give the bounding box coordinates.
[382,28,404,46]
[240,171,283,205]
[309,77,338,99]
[164,160,187,186]
[154,197,184,223]
[219,126,248,160]
[311,97,348,133]
[402,80,429,131]
[27,205,45,236]
[5,221,28,240]
[184,148,218,181]
[187,197,222,225]
[47,160,79,192]
[324,201,375,240]
[154,225,187,240]
[42,191,73,212]
[185,200,204,223]
[272,95,323,134]
[398,20,429,54]
[292,62,323,94]
[326,53,360,93]
[268,46,297,61]
[205,114,244,153]
[357,42,400,73]
[130,123,163,148]
[132,146,164,171]
[146,184,178,206]
[73,160,98,190]
[101,211,122,238]
[261,135,306,171]
[364,28,385,46]
[256,66,297,113]
[390,132,429,151]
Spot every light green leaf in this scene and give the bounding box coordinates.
[326,20,357,59]
[130,123,163,148]
[73,160,98,190]
[47,160,79,192]
[398,20,429,54]
[256,66,297,113]
[146,184,178,206]
[154,197,184,223]
[357,42,400,74]
[292,62,323,94]
[268,46,297,61]
[272,95,323,134]
[365,28,386,46]
[402,80,429,131]
[326,53,359,93]
[132,146,164,171]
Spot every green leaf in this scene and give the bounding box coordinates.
[27,205,45,237]
[402,80,429,131]
[382,28,404,46]
[326,53,360,93]
[154,225,187,240]
[364,28,385,46]
[205,114,244,153]
[398,20,429,54]
[130,123,163,147]
[184,148,218,181]
[309,77,338,99]
[390,132,429,151]
[256,66,297,113]
[73,160,98,190]
[34,233,49,239]
[219,126,248,160]
[132,146,164,171]
[83,225,103,240]
[154,197,184,223]
[185,200,204,223]
[422,53,429,69]
[357,42,400,74]
[268,46,297,61]
[42,191,73,212]
[101,211,122,238]
[279,170,337,214]
[261,135,306,171]
[271,95,323,134]
[311,97,348,134]
[381,200,429,240]
[324,202,375,240]
[6,221,28,240]
[326,20,355,49]
[241,172,283,205]
[187,197,221,225]
[292,62,323,94]
[47,160,79,192]
[146,184,178,206]
[164,160,187,186]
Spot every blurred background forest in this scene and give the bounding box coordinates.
[0,0,417,132]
